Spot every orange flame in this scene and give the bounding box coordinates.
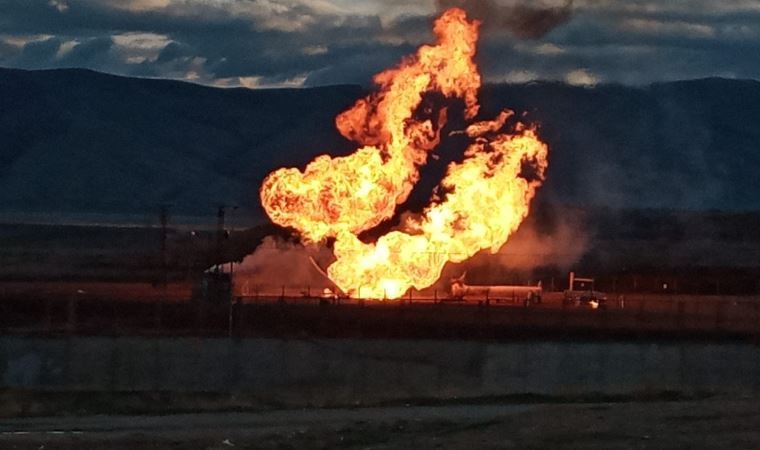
[260,8,548,299]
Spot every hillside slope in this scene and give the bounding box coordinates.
[1,68,758,221]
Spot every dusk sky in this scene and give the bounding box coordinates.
[1,0,759,88]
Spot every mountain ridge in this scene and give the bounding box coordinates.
[1,67,758,222]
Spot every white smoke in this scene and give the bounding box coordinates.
[232,236,335,296]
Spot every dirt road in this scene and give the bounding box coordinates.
[2,397,760,449]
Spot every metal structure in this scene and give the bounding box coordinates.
[564,272,608,309]
[449,273,542,305]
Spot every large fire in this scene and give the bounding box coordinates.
[260,8,548,299]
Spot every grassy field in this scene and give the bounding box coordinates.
[0,222,278,282]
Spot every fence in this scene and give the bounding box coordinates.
[2,289,759,340]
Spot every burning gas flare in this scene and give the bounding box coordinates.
[260,8,548,299]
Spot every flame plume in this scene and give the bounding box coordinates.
[260,8,549,299]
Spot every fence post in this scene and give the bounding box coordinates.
[195,298,205,334]
[66,295,78,334]
[599,298,608,329]
[227,296,234,339]
[154,298,163,334]
[637,296,647,326]
[112,300,121,335]
[715,302,725,331]
[43,297,53,332]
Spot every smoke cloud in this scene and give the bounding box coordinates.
[232,236,336,296]
[436,0,574,39]
[445,205,589,284]
[494,207,588,269]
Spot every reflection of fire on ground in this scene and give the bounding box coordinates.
[258,8,549,299]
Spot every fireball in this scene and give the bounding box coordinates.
[260,8,548,299]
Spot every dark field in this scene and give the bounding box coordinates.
[0,221,275,282]
[2,207,760,341]
[3,398,760,450]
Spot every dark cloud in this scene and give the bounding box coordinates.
[0,1,759,87]
[60,36,114,66]
[437,0,574,39]
[155,41,186,64]
[303,43,413,87]
[0,39,19,59]
[16,37,62,68]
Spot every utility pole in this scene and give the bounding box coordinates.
[210,205,238,307]
[215,205,225,274]
[157,204,171,332]
[160,204,170,286]
[213,205,239,335]
[215,204,239,273]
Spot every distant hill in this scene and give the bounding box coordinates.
[1,68,759,223]
[0,68,361,222]
[479,79,760,212]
